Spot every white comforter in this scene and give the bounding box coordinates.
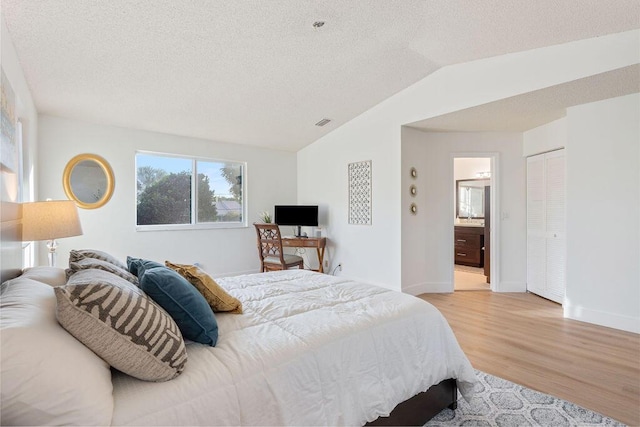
[111,270,476,426]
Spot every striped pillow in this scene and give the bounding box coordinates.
[55,269,187,382]
[69,249,128,270]
[67,257,139,285]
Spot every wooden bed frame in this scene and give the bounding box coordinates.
[367,378,457,426]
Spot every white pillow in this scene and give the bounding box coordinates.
[20,266,67,286]
[0,276,114,426]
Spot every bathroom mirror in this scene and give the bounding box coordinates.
[63,154,115,209]
[456,179,489,219]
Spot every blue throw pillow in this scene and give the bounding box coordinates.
[139,266,218,346]
[127,256,164,278]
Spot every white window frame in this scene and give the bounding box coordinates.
[135,150,247,231]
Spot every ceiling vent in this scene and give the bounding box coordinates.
[315,118,331,127]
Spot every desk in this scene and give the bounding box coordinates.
[282,237,327,273]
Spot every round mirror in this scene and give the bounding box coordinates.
[63,154,114,209]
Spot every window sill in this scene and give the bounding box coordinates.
[136,222,248,232]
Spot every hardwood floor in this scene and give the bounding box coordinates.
[419,291,640,426]
[453,270,490,291]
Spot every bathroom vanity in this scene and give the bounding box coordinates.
[454,225,484,268]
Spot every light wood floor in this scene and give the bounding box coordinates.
[454,270,490,291]
[419,291,640,426]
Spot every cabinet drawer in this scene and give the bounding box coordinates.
[284,239,315,248]
[281,238,325,248]
[454,249,481,265]
[455,234,481,249]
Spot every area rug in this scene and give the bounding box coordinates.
[426,370,624,426]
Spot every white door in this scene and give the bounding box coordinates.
[544,151,566,302]
[526,149,565,304]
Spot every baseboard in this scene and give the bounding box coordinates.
[495,281,526,292]
[403,282,453,295]
[403,281,526,295]
[564,302,640,334]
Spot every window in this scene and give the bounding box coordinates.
[136,152,245,229]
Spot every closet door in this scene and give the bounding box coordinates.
[544,151,566,302]
[526,155,546,297]
[526,149,565,304]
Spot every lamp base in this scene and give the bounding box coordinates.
[46,239,58,267]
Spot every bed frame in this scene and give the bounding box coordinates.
[367,378,457,426]
[1,227,461,427]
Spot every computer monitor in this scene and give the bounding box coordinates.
[274,205,318,237]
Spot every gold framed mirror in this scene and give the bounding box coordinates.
[63,154,115,209]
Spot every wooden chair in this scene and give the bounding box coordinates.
[254,223,304,272]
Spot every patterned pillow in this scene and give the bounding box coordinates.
[166,261,243,314]
[55,269,187,382]
[70,249,127,270]
[67,257,138,285]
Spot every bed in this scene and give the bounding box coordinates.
[1,264,476,426]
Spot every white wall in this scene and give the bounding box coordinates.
[0,19,38,203]
[37,115,297,276]
[564,94,639,333]
[454,158,491,181]
[298,30,639,291]
[297,114,402,288]
[0,17,38,279]
[401,128,526,294]
[523,117,567,156]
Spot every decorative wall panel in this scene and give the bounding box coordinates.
[348,160,371,225]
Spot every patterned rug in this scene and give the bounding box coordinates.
[426,370,624,427]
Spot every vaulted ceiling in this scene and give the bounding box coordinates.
[2,1,639,151]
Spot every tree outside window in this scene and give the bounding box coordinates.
[136,153,245,228]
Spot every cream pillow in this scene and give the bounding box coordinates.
[165,261,243,314]
[0,276,114,426]
[20,266,67,286]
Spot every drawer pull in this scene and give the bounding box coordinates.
[456,253,467,256]
[456,239,466,242]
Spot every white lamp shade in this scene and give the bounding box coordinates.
[22,200,83,241]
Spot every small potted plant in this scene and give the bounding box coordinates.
[259,211,272,223]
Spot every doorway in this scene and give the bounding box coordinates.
[453,156,495,291]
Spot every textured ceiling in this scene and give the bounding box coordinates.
[409,65,640,132]
[2,1,639,151]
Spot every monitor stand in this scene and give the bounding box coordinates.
[295,226,307,238]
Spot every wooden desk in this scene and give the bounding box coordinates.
[282,237,327,273]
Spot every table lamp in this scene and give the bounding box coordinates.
[22,200,83,267]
